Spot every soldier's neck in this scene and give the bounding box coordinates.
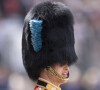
[40,68,62,87]
[40,75,61,87]
[38,77,61,90]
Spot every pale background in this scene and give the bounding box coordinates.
[0,0,100,90]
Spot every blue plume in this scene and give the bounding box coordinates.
[29,19,43,52]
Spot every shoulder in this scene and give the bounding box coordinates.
[34,85,47,90]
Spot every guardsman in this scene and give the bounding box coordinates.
[22,1,77,90]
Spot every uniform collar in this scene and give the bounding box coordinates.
[38,77,61,90]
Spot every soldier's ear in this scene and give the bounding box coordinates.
[40,68,47,77]
[44,68,48,72]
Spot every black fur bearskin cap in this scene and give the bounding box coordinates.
[22,1,77,81]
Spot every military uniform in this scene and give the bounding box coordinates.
[34,78,61,90]
[22,1,77,90]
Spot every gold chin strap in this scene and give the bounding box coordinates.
[46,66,69,81]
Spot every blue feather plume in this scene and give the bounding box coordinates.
[29,19,43,52]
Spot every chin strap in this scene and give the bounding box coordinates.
[46,66,69,81]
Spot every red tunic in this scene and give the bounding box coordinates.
[34,85,47,90]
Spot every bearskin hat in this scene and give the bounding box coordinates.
[22,1,77,81]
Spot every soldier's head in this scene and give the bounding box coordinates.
[40,63,69,86]
[22,1,77,82]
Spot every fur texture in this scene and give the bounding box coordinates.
[22,1,77,81]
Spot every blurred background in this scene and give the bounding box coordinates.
[0,0,100,90]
